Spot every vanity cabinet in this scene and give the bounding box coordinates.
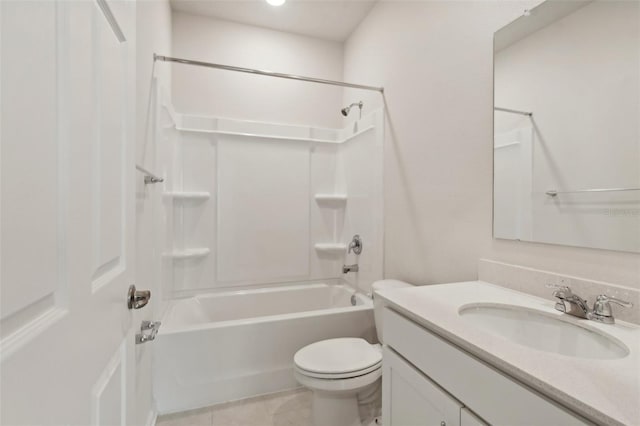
[382,308,589,426]
[383,347,462,426]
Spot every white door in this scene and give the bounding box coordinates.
[1,1,138,424]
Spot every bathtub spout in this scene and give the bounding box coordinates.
[342,264,359,274]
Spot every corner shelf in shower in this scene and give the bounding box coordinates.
[314,243,347,254]
[164,191,211,201]
[314,194,348,205]
[167,248,210,259]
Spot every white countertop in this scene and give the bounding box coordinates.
[376,281,640,426]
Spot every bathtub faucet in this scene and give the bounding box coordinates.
[342,264,359,274]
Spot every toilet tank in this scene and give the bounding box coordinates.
[372,280,413,343]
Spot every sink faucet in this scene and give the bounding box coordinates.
[342,264,359,274]
[548,283,633,324]
[548,284,590,319]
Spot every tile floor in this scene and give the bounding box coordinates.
[156,388,313,426]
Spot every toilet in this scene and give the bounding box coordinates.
[293,280,413,426]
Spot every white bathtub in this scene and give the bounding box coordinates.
[153,283,375,414]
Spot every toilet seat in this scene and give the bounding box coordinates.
[294,338,382,380]
[295,362,381,379]
[294,364,381,394]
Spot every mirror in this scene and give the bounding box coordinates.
[493,0,640,253]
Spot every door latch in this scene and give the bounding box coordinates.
[136,320,161,344]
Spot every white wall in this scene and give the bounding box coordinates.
[171,12,344,128]
[135,0,172,424]
[343,1,640,290]
[494,0,640,253]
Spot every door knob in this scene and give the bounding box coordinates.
[127,285,151,309]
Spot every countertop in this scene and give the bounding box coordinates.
[376,281,640,426]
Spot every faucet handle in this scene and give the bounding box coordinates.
[590,295,633,324]
[546,283,570,291]
[594,294,633,310]
[546,283,572,298]
[348,234,363,255]
[599,295,633,308]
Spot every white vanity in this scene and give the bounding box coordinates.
[376,281,639,426]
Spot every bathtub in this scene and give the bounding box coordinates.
[153,282,375,414]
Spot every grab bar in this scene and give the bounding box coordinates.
[494,107,533,117]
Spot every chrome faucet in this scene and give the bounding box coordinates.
[548,283,633,324]
[343,264,359,274]
[343,235,362,274]
[548,284,590,319]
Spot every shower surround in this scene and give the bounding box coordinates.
[151,84,384,411]
[161,102,384,297]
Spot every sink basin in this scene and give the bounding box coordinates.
[458,303,629,359]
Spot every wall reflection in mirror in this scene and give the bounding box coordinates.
[493,0,640,253]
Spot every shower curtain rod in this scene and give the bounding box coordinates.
[154,54,384,93]
[494,107,533,117]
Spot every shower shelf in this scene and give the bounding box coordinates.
[167,248,210,259]
[164,191,211,201]
[314,194,348,204]
[314,243,347,253]
[175,125,375,145]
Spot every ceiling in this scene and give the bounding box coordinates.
[494,0,591,51]
[169,0,377,42]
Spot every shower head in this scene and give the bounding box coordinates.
[341,101,363,118]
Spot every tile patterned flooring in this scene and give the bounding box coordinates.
[156,388,313,426]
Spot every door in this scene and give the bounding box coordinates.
[1,1,137,424]
[383,347,463,426]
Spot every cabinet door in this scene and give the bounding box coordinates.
[461,408,488,426]
[383,346,462,426]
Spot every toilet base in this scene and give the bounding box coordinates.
[294,353,382,426]
[312,390,361,426]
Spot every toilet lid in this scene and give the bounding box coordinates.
[294,338,382,375]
